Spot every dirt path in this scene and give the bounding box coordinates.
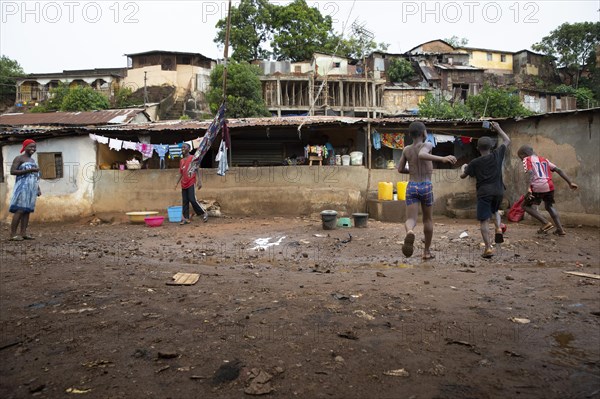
[1,215,599,398]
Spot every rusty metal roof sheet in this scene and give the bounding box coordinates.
[92,115,369,132]
[0,109,149,126]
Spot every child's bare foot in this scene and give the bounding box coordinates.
[422,251,435,260]
[402,231,415,258]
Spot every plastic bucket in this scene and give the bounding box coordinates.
[350,151,363,165]
[337,217,352,228]
[320,210,338,230]
[397,181,408,201]
[341,155,351,166]
[167,206,183,223]
[352,213,368,228]
[378,182,393,201]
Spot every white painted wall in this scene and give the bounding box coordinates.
[1,136,97,221]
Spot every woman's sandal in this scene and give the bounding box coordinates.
[23,235,35,240]
[553,229,566,236]
[179,219,190,225]
[537,222,554,234]
[9,236,24,241]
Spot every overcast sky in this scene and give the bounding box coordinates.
[1,0,598,73]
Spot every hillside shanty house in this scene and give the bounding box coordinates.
[14,68,126,107]
[260,53,386,117]
[457,46,514,76]
[0,109,150,219]
[122,50,216,119]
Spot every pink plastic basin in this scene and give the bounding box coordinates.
[144,216,165,227]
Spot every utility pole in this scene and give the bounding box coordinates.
[352,20,374,118]
[143,71,148,108]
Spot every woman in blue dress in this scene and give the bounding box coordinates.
[9,139,41,241]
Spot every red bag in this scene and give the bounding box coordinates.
[508,195,525,222]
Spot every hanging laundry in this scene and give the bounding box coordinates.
[108,138,123,151]
[216,139,229,176]
[426,133,437,148]
[136,142,154,160]
[380,133,404,149]
[95,135,109,144]
[168,144,183,159]
[460,136,472,144]
[88,133,97,141]
[154,144,169,169]
[372,130,381,150]
[223,120,231,149]
[433,134,455,143]
[191,137,202,150]
[122,141,137,150]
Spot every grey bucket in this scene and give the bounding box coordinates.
[320,210,338,230]
[353,213,369,228]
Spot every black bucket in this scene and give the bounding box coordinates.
[320,210,338,230]
[352,213,369,228]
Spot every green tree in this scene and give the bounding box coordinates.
[270,0,337,62]
[554,84,597,108]
[387,58,416,83]
[61,85,110,111]
[207,62,270,118]
[30,82,69,112]
[532,22,600,88]
[418,93,473,119]
[214,0,274,62]
[466,86,532,118]
[115,87,141,108]
[444,36,469,48]
[0,55,25,105]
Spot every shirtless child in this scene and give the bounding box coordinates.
[397,122,457,259]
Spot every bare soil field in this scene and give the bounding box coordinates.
[1,214,599,399]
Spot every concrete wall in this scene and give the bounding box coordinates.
[500,112,600,216]
[90,166,476,218]
[466,50,513,73]
[383,89,428,114]
[124,65,207,97]
[1,136,96,222]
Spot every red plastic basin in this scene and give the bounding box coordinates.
[144,216,165,227]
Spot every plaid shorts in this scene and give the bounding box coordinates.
[405,181,434,207]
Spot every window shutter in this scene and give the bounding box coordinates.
[38,153,57,179]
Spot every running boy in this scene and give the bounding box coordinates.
[397,122,457,259]
[517,145,578,236]
[460,122,510,258]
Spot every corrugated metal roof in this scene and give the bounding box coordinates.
[93,115,368,131]
[0,109,149,126]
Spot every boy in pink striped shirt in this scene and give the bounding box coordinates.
[517,145,578,236]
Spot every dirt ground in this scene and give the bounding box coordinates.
[1,213,599,399]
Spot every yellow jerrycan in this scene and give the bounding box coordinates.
[378,182,393,201]
[397,181,408,201]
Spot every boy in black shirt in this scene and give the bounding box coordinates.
[460,122,511,258]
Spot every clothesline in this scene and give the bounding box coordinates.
[372,130,480,150]
[88,133,205,161]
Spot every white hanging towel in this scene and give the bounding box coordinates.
[108,138,123,151]
[216,139,229,176]
[96,135,109,144]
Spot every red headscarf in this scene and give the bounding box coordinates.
[20,139,36,153]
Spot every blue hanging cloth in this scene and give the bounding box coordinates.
[372,130,381,150]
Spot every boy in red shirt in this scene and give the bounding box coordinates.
[517,145,578,236]
[175,143,208,224]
